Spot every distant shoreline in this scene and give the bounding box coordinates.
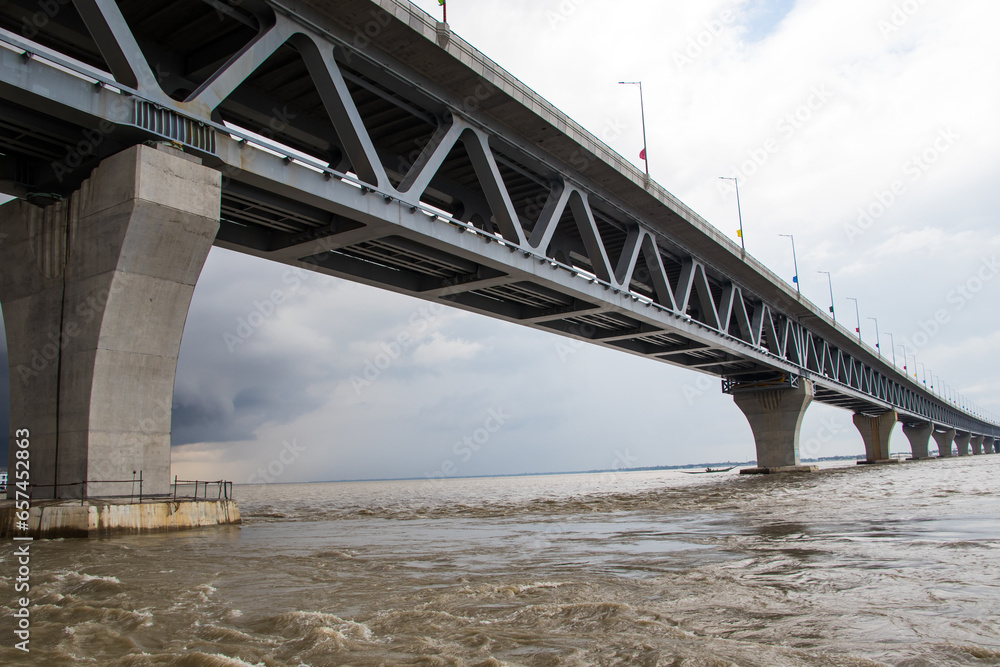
[275,454,897,486]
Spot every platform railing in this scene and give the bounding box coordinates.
[16,472,233,505]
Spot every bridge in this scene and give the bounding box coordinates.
[1,0,997,498]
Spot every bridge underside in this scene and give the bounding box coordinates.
[1,0,997,495]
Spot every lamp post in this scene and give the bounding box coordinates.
[918,362,927,387]
[718,176,744,253]
[779,234,800,295]
[619,81,648,177]
[908,354,917,381]
[817,271,835,321]
[867,317,880,357]
[846,297,861,342]
[884,332,896,367]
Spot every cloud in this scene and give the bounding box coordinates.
[412,333,484,366]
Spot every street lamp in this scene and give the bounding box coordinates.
[908,354,917,381]
[846,297,861,342]
[884,332,896,367]
[779,234,800,295]
[619,81,648,177]
[918,362,927,387]
[718,176,745,253]
[817,271,835,321]
[867,317,880,357]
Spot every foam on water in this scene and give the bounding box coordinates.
[2,456,999,665]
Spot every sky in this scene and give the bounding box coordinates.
[2,0,999,484]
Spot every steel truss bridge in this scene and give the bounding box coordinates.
[0,0,997,444]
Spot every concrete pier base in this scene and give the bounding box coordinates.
[933,427,956,457]
[740,465,818,475]
[853,410,898,463]
[902,422,933,460]
[733,379,815,473]
[985,437,997,454]
[970,435,984,455]
[0,145,220,498]
[0,499,241,539]
[954,432,972,456]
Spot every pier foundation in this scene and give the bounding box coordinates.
[933,427,956,457]
[0,145,220,498]
[733,379,817,474]
[902,422,933,460]
[954,432,971,456]
[853,411,899,463]
[0,499,240,538]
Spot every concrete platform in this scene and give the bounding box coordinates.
[740,465,818,474]
[0,499,241,538]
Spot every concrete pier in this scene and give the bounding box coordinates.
[954,432,972,456]
[933,427,956,457]
[853,411,899,463]
[1,145,220,498]
[734,379,818,474]
[902,422,933,460]
[0,499,240,539]
[970,435,984,455]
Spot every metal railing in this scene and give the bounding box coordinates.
[16,472,233,505]
[172,477,233,501]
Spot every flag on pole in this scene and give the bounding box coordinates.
[438,0,447,22]
[639,147,646,161]
[736,229,742,238]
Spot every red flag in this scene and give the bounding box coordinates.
[639,148,646,161]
